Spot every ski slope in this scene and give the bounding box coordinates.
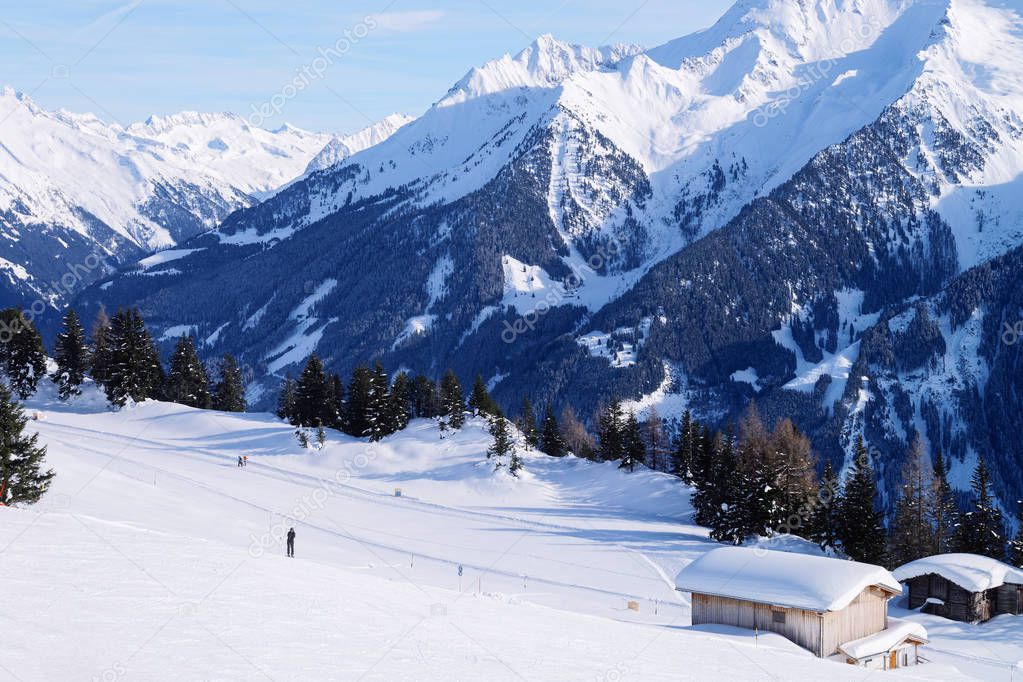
[0,388,985,679]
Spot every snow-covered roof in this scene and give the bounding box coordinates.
[838,618,928,660]
[674,547,901,612]
[893,554,1023,593]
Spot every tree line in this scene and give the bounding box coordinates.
[3,303,1020,569]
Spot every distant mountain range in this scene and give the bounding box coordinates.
[0,89,410,309]
[13,0,1023,508]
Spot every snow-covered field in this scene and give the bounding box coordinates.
[0,387,1010,680]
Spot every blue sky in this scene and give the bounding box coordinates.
[0,1,733,133]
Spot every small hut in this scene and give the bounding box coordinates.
[893,554,1023,623]
[675,547,926,667]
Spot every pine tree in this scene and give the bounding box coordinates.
[103,309,164,407]
[164,336,212,409]
[671,410,697,481]
[560,405,595,459]
[620,412,645,472]
[889,437,937,566]
[0,382,54,505]
[1009,503,1023,568]
[837,436,888,565]
[52,309,88,400]
[931,448,959,554]
[411,375,439,418]
[597,399,624,462]
[509,446,523,478]
[953,457,1006,559]
[276,376,297,423]
[0,308,47,399]
[439,369,465,429]
[517,397,539,449]
[213,354,247,412]
[388,372,412,432]
[809,460,840,552]
[345,364,374,437]
[327,374,345,429]
[367,362,392,441]
[90,308,113,388]
[539,402,566,457]
[691,425,716,489]
[468,375,501,417]
[487,416,518,476]
[293,355,330,428]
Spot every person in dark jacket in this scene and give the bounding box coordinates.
[237,456,243,468]
[286,527,296,557]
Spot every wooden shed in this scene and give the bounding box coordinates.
[893,554,1023,624]
[675,547,919,663]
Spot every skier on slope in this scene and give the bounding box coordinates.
[287,527,296,558]
[237,456,243,468]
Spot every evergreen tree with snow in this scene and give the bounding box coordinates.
[597,399,625,463]
[368,362,393,441]
[276,375,297,423]
[487,416,518,476]
[439,369,465,428]
[889,437,937,566]
[953,457,1006,559]
[327,374,346,430]
[671,410,697,482]
[1009,503,1023,568]
[809,460,840,552]
[103,309,164,407]
[620,412,645,472]
[89,308,113,388]
[293,355,330,428]
[0,381,54,505]
[388,371,412,432]
[517,397,539,449]
[213,354,246,412]
[468,375,501,418]
[0,308,47,399]
[837,436,887,565]
[345,364,374,436]
[411,375,439,418]
[164,336,212,409]
[691,425,716,489]
[931,448,959,554]
[52,309,88,400]
[539,402,566,457]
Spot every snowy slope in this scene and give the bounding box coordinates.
[0,391,977,680]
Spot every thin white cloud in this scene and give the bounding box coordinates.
[370,10,444,33]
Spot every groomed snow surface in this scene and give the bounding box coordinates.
[0,385,998,680]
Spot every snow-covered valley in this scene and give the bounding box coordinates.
[0,387,1016,680]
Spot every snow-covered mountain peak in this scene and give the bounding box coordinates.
[647,0,941,69]
[441,34,642,105]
